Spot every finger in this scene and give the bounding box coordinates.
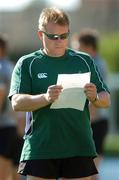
[49,85,63,90]
[85,83,96,89]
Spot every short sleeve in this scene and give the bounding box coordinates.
[90,58,110,93]
[9,57,32,99]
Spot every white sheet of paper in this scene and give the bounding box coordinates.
[50,72,91,111]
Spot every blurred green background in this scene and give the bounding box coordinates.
[100,32,119,72]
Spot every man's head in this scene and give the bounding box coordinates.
[78,29,99,57]
[0,36,7,57]
[38,7,69,31]
[38,7,70,57]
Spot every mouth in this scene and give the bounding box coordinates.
[54,45,64,48]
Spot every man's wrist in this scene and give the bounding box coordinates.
[91,93,99,103]
[43,93,52,104]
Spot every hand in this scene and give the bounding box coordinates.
[44,85,63,103]
[84,83,97,102]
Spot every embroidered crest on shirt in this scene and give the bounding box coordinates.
[37,73,48,79]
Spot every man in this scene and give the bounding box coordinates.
[78,28,109,180]
[9,7,111,180]
[0,36,23,180]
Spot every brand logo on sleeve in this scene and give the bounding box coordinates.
[37,73,48,79]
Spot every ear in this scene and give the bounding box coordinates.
[37,31,43,40]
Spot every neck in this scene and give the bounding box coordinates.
[43,48,65,57]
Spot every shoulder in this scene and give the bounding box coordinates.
[0,58,13,76]
[67,48,93,63]
[5,59,14,69]
[16,50,43,68]
[0,58,13,67]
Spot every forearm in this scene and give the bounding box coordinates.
[91,91,111,108]
[11,85,63,112]
[11,93,51,112]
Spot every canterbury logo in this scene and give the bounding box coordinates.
[37,73,48,79]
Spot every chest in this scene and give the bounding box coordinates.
[30,59,89,94]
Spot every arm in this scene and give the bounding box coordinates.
[0,85,6,112]
[11,93,50,111]
[91,91,110,108]
[11,85,63,112]
[84,83,111,108]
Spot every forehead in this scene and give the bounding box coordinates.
[45,22,69,34]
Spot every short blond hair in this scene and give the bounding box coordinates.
[38,7,70,31]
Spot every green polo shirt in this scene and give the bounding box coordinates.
[9,48,109,161]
